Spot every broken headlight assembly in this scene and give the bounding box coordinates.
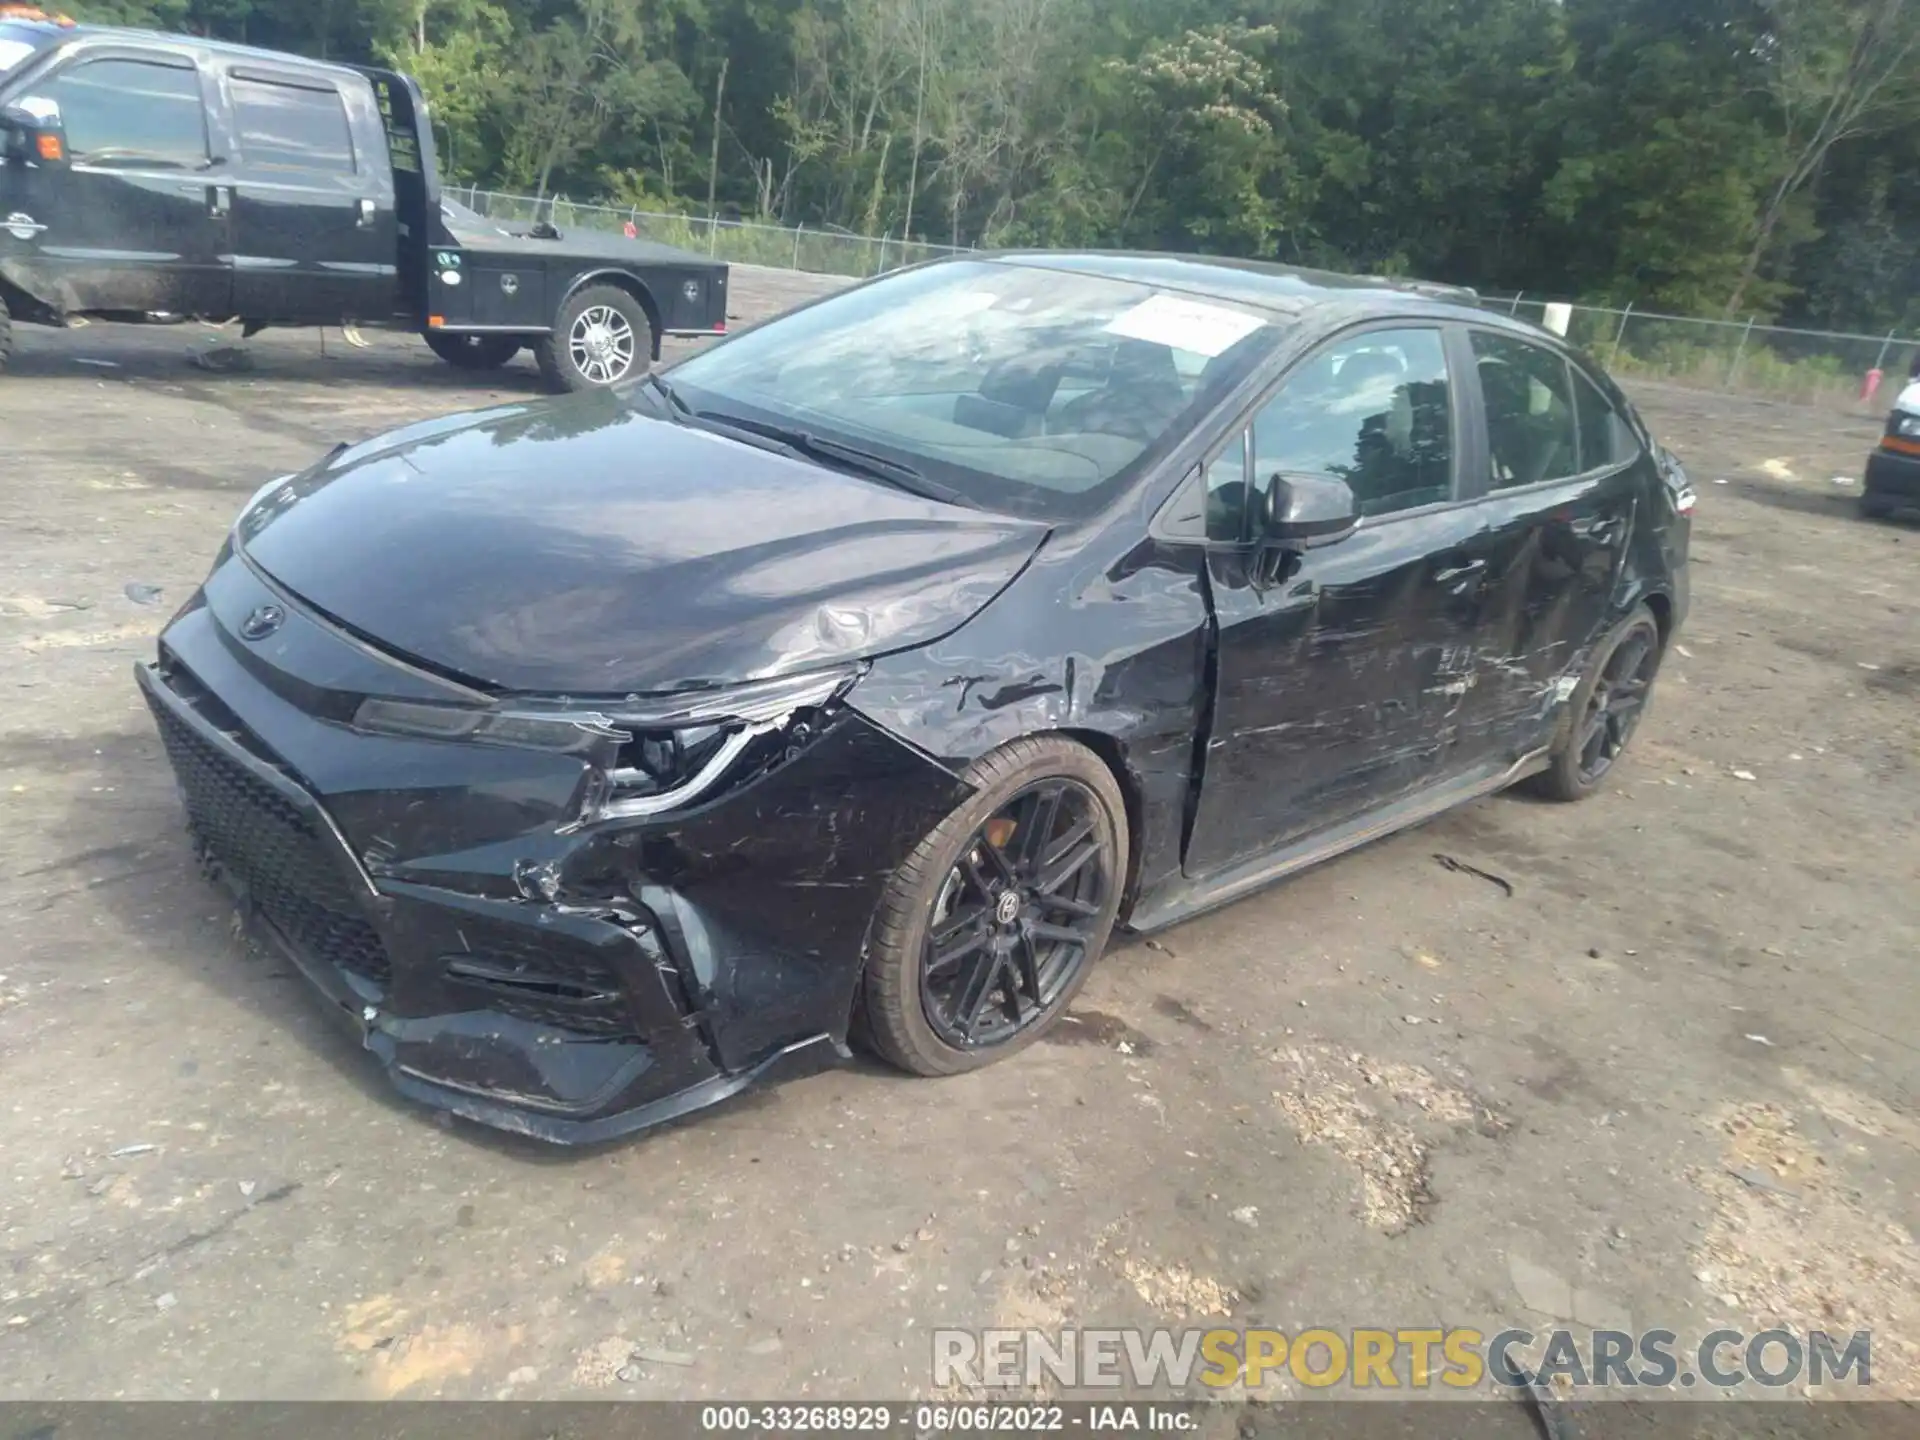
[352,664,864,822]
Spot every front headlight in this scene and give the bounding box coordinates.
[1894,413,1920,439]
[352,664,864,822]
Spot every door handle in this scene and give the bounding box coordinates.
[357,198,376,228]
[207,184,231,218]
[1432,557,1487,586]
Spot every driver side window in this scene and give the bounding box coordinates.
[1252,328,1455,519]
[32,56,208,169]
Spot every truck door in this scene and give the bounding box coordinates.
[2,48,231,318]
[222,65,395,324]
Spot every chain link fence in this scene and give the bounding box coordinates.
[1484,294,1918,414]
[447,188,1915,413]
[449,186,972,280]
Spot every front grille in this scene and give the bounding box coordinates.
[440,916,637,1038]
[146,690,391,988]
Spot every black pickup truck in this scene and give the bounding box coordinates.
[0,11,728,390]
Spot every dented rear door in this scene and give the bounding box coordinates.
[1448,328,1637,766]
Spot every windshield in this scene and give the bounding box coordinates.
[663,259,1284,522]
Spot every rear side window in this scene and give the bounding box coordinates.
[1572,370,1641,471]
[32,57,208,169]
[232,75,356,174]
[1472,331,1578,489]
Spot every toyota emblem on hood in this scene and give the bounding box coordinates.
[239,604,285,640]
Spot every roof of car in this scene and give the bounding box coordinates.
[978,249,1487,320]
[7,18,370,82]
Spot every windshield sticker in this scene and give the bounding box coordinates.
[1103,295,1265,357]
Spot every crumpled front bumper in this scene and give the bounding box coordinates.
[134,570,970,1144]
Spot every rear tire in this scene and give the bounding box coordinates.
[1528,605,1663,802]
[860,736,1128,1077]
[535,284,655,393]
[1858,493,1894,520]
[425,331,521,371]
[0,291,13,376]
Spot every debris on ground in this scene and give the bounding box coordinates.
[1432,853,1514,896]
[1731,769,1758,781]
[123,583,164,606]
[192,345,255,373]
[1690,1102,1920,1395]
[1269,1047,1498,1233]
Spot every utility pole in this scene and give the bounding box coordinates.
[706,57,729,229]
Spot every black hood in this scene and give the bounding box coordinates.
[234,393,1046,696]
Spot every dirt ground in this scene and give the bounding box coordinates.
[1,267,1916,1406]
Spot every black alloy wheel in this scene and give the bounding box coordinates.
[861,737,1127,1075]
[920,778,1110,1050]
[1530,605,1663,801]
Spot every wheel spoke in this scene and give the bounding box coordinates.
[927,928,986,979]
[1041,814,1094,870]
[960,852,999,902]
[978,833,1020,887]
[1028,920,1090,947]
[952,950,1003,1038]
[1034,888,1100,919]
[1039,838,1101,895]
[1019,784,1063,873]
[1010,935,1043,1015]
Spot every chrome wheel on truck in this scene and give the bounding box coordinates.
[536,284,655,392]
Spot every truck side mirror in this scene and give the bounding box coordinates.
[1,105,69,166]
[1260,472,1360,548]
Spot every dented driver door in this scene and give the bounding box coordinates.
[1183,322,1488,878]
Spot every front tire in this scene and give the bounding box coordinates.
[1529,605,1663,802]
[861,737,1128,1077]
[0,290,14,376]
[425,331,521,371]
[535,284,655,393]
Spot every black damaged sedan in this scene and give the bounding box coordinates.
[138,253,1692,1142]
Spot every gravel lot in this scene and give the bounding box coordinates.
[1,266,1916,1405]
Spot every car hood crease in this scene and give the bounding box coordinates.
[234,395,1047,696]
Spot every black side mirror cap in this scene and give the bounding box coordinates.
[1261,472,1360,548]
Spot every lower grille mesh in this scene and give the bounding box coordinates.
[146,690,392,988]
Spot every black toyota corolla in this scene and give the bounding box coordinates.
[138,252,1692,1142]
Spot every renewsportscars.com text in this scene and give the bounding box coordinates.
[932,1326,1874,1391]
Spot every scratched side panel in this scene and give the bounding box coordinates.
[848,531,1213,916]
[1183,505,1488,878]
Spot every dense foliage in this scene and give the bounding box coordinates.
[63,0,1920,329]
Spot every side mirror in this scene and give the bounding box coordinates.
[1,104,68,166]
[1260,473,1360,548]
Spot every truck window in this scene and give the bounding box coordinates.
[31,56,208,169]
[231,75,356,175]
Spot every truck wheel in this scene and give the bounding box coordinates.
[425,332,521,371]
[536,284,654,392]
[0,291,13,376]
